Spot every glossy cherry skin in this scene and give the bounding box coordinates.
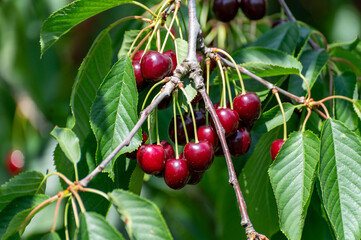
[141,50,172,82]
[137,144,166,174]
[240,0,267,20]
[164,158,190,189]
[132,62,146,91]
[184,141,214,172]
[233,92,261,125]
[194,110,206,128]
[163,50,177,73]
[188,171,205,185]
[160,141,175,160]
[169,115,194,145]
[227,127,251,157]
[197,126,218,149]
[132,50,144,63]
[125,132,148,159]
[211,108,239,137]
[213,0,239,22]
[6,150,25,176]
[270,139,285,161]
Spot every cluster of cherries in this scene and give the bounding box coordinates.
[213,0,267,22]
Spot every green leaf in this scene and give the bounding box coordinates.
[334,72,358,131]
[40,0,132,55]
[252,103,295,133]
[353,100,361,122]
[329,36,360,51]
[232,47,302,79]
[0,171,45,212]
[118,30,144,58]
[127,164,144,195]
[109,189,173,240]
[238,129,281,237]
[295,27,312,58]
[91,56,141,178]
[288,49,329,97]
[53,145,75,187]
[174,38,188,65]
[78,212,124,240]
[0,194,49,239]
[51,127,81,165]
[269,131,320,240]
[71,30,113,144]
[319,119,361,240]
[41,232,61,240]
[252,22,299,54]
[177,78,197,112]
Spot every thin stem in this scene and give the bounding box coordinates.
[157,28,161,52]
[273,90,287,140]
[69,188,86,213]
[315,95,354,104]
[128,25,154,57]
[141,79,167,110]
[81,188,110,201]
[108,16,152,32]
[314,107,328,119]
[299,73,311,100]
[161,3,180,53]
[155,107,160,145]
[319,102,331,118]
[36,172,73,194]
[144,21,162,52]
[302,108,312,132]
[224,68,234,109]
[180,85,198,143]
[132,1,157,17]
[173,93,179,159]
[328,66,334,114]
[330,57,361,75]
[71,197,80,228]
[179,7,188,40]
[51,195,63,232]
[64,197,71,240]
[74,164,79,182]
[176,101,189,143]
[130,31,152,60]
[206,58,210,126]
[216,59,227,108]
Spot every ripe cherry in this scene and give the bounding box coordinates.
[125,132,148,159]
[141,50,172,82]
[240,0,267,20]
[132,62,146,91]
[191,93,202,104]
[197,126,218,149]
[164,158,190,189]
[160,141,175,160]
[169,114,194,145]
[137,144,166,174]
[6,150,25,176]
[213,0,239,22]
[194,110,206,128]
[188,171,205,185]
[270,139,285,161]
[132,50,144,63]
[184,141,214,172]
[163,50,177,73]
[211,108,239,137]
[158,96,172,110]
[227,127,251,157]
[233,92,261,125]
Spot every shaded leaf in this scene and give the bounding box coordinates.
[0,171,45,212]
[51,127,81,164]
[41,232,61,240]
[269,131,320,240]
[109,189,173,240]
[319,119,361,240]
[127,164,144,195]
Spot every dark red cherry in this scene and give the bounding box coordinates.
[272,19,288,28]
[188,171,205,185]
[132,62,146,91]
[137,144,166,174]
[125,132,148,159]
[191,93,202,104]
[214,146,224,157]
[141,50,172,82]
[270,139,285,161]
[164,158,190,189]
[169,115,194,145]
[163,50,177,73]
[184,141,214,172]
[6,150,25,176]
[158,96,172,110]
[227,127,251,157]
[160,141,175,160]
[132,50,144,63]
[233,92,261,124]
[194,110,206,128]
[197,126,218,149]
[240,0,267,20]
[213,0,239,22]
[211,108,239,137]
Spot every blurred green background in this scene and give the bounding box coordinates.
[0,0,360,239]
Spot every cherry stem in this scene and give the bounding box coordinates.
[176,100,189,143]
[302,108,312,132]
[132,1,157,17]
[299,73,311,100]
[161,3,180,53]
[81,187,110,201]
[315,95,354,104]
[36,172,73,194]
[213,48,245,94]
[69,187,86,213]
[180,85,198,143]
[216,59,227,108]
[206,58,211,126]
[71,197,80,227]
[314,107,328,119]
[142,79,167,110]
[172,93,179,159]
[51,194,64,232]
[128,24,154,57]
[318,102,331,118]
[224,68,234,109]
[311,30,328,50]
[157,28,161,52]
[273,89,288,140]
[155,107,160,145]
[64,197,71,240]
[330,57,360,75]
[174,15,183,39]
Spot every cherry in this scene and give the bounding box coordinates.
[163,50,177,73]
[164,158,190,189]
[188,171,205,185]
[240,0,267,20]
[270,139,285,161]
[194,110,206,128]
[6,150,25,176]
[184,141,214,172]
[214,146,224,157]
[227,127,251,157]
[141,50,172,82]
[272,19,288,28]
[191,93,202,104]
[137,144,166,174]
[125,132,148,159]
[132,62,146,91]
[211,108,239,137]
[233,92,261,125]
[197,54,217,75]
[160,141,175,160]
[158,96,172,110]
[213,0,239,22]
[132,50,144,63]
[197,126,218,149]
[169,114,194,145]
